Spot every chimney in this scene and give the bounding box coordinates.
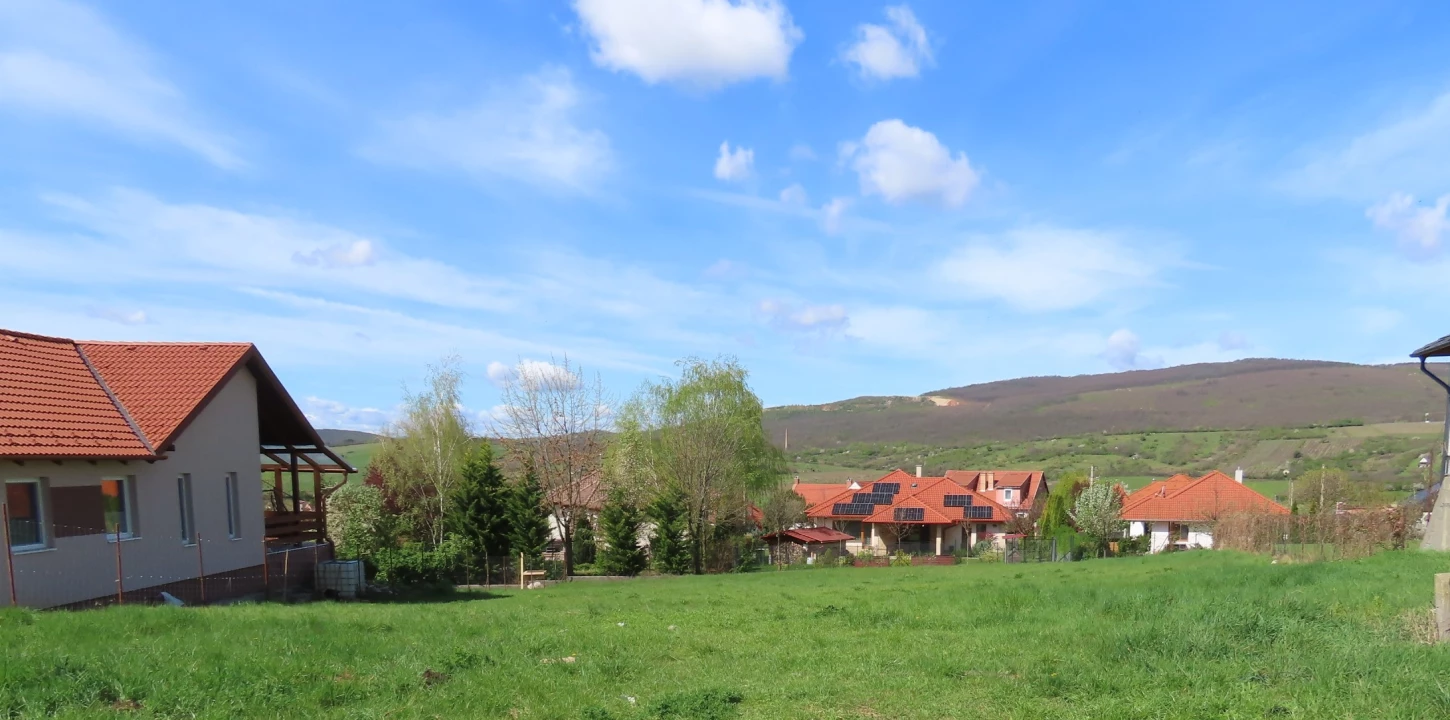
[915,465,923,478]
[1234,467,1244,484]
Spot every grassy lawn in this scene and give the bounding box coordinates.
[5,552,1450,718]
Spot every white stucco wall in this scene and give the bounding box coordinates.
[1,368,264,608]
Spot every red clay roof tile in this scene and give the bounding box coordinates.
[0,331,151,458]
[1122,471,1288,521]
[78,342,253,449]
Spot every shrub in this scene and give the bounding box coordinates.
[816,548,839,568]
[971,540,993,557]
[1117,536,1149,556]
[373,536,467,588]
[978,550,1003,563]
[327,483,391,560]
[890,551,912,567]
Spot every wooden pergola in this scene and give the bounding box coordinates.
[262,444,354,547]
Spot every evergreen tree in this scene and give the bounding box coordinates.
[507,469,551,565]
[647,487,691,574]
[447,445,510,557]
[1040,472,1087,537]
[572,518,597,565]
[597,489,647,576]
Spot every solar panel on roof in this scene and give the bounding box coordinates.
[853,492,894,505]
[893,507,924,522]
[833,503,873,516]
[943,494,972,507]
[965,505,993,520]
[873,482,900,494]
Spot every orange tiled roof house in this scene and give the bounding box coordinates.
[1121,469,1289,553]
[794,467,1048,556]
[1,329,349,608]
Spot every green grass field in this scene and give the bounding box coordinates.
[4,551,1449,718]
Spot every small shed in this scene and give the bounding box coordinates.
[762,527,855,564]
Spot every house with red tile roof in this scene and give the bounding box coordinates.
[1,329,349,608]
[762,526,855,564]
[944,470,1048,511]
[1121,469,1289,552]
[797,467,1035,556]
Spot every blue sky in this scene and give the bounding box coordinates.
[3,0,1450,431]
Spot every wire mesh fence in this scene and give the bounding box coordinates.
[1,509,331,610]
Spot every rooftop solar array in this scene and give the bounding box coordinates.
[833,503,874,516]
[893,507,925,522]
[872,482,901,494]
[943,494,972,507]
[853,492,895,505]
[965,505,993,520]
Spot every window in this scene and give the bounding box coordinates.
[5,479,46,551]
[100,477,135,540]
[1003,488,1015,503]
[177,474,196,545]
[224,472,241,539]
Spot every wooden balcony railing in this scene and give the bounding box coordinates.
[265,511,324,547]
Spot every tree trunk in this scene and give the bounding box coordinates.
[561,523,574,577]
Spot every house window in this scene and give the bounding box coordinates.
[5,479,46,551]
[177,474,196,545]
[100,477,135,540]
[1003,488,1014,503]
[1171,523,1189,542]
[836,520,863,539]
[224,472,241,539]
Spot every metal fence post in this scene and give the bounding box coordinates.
[196,533,206,604]
[114,528,125,605]
[2,503,17,606]
[262,547,270,600]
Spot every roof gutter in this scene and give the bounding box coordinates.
[1418,357,1450,483]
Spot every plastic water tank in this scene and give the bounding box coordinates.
[315,560,365,599]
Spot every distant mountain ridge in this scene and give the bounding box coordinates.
[765,359,1447,448]
[317,429,382,447]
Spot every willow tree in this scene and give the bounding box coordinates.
[615,356,785,574]
[374,358,472,546]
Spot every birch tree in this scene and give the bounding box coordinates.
[493,357,610,576]
[374,358,472,545]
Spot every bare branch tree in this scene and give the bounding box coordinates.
[492,357,611,576]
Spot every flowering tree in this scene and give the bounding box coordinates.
[1070,481,1125,555]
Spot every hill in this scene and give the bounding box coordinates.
[765,359,1447,448]
[317,429,382,447]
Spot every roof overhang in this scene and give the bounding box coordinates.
[1413,334,1450,358]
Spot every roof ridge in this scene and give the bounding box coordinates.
[77,340,255,347]
[0,328,76,344]
[74,344,157,455]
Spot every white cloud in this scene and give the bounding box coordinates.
[86,306,147,325]
[1104,329,1161,371]
[486,358,581,391]
[788,143,816,161]
[0,0,239,167]
[820,197,850,234]
[292,239,377,268]
[362,66,611,193]
[573,0,803,88]
[840,119,978,207]
[778,183,807,205]
[841,5,933,81]
[713,141,754,181]
[14,188,515,313]
[303,396,394,433]
[934,226,1164,312]
[758,298,849,335]
[1283,90,1450,201]
[1347,306,1403,335]
[1217,331,1249,351]
[1366,192,1449,258]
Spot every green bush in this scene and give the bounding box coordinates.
[1117,535,1149,556]
[971,540,993,557]
[978,549,1003,563]
[373,536,466,588]
[816,548,839,568]
[327,483,391,560]
[890,551,912,567]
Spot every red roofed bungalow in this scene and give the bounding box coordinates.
[761,526,855,564]
[1122,469,1288,552]
[799,468,1029,556]
[1,329,351,608]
